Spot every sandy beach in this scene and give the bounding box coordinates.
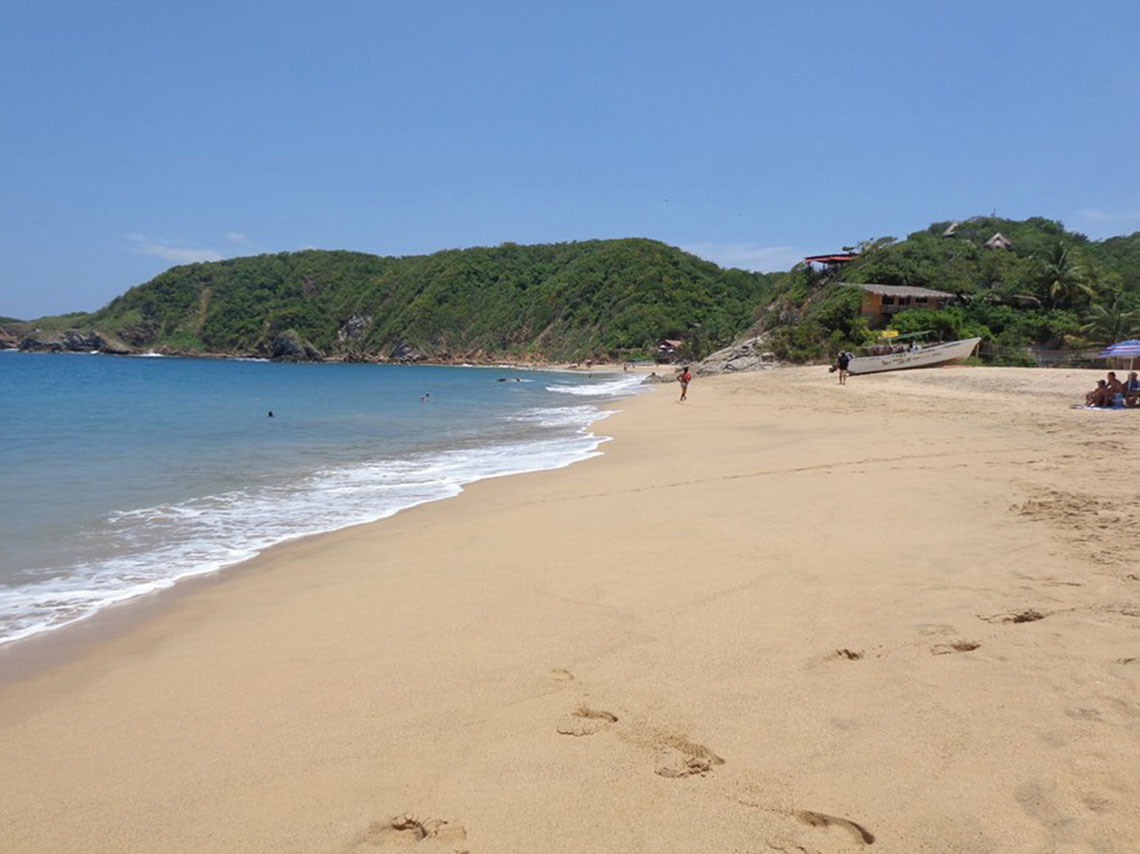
[2,365,1138,853]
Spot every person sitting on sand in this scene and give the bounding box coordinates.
[678,366,692,401]
[1125,372,1140,407]
[1085,379,1110,408]
[1100,371,1127,408]
[1106,371,1126,398]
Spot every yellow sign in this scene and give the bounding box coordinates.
[878,330,899,339]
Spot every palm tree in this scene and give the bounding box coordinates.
[1081,294,1140,343]
[1037,242,1094,309]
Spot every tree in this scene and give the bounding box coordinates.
[1037,242,1094,309]
[1081,292,1140,343]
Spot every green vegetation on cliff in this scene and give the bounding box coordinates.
[9,217,1140,366]
[84,239,773,360]
[764,217,1140,364]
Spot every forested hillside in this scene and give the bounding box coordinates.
[5,240,773,361]
[8,218,1140,366]
[763,217,1140,364]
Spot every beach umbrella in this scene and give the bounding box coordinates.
[1099,339,1140,370]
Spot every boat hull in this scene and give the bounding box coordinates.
[847,337,981,375]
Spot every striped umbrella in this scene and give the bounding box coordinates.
[1099,339,1140,373]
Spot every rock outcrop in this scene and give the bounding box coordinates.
[336,314,374,345]
[17,328,135,355]
[264,330,323,362]
[389,342,428,363]
[696,333,777,375]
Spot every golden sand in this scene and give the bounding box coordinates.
[2,366,1138,853]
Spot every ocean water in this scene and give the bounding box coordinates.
[0,352,644,645]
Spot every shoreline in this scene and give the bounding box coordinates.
[0,440,620,686]
[0,346,650,371]
[0,375,647,668]
[3,366,1138,853]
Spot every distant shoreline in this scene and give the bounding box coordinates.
[0,345,651,372]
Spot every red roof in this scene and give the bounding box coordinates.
[804,253,858,264]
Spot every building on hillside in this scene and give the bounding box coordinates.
[804,252,858,274]
[942,221,961,237]
[656,339,684,361]
[849,283,956,328]
[984,232,1013,250]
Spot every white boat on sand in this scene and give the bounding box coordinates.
[847,337,981,375]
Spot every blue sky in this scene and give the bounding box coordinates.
[2,0,1138,318]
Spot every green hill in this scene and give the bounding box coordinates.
[10,240,774,361]
[9,218,1140,366]
[763,217,1140,363]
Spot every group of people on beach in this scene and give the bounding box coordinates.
[1084,371,1140,408]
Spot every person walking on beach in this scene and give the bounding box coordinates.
[678,366,692,401]
[836,350,852,385]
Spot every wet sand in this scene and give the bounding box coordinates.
[2,366,1138,853]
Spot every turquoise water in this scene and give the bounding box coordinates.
[0,352,644,644]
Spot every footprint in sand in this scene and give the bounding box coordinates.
[654,734,725,778]
[760,808,875,850]
[1065,707,1103,721]
[834,648,864,661]
[549,668,575,682]
[1005,609,1047,623]
[555,703,724,779]
[363,814,468,852]
[764,839,824,853]
[793,810,875,846]
[930,640,981,655]
[556,702,618,737]
[978,608,1047,624]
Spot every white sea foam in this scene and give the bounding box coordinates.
[0,421,612,646]
[508,406,615,429]
[545,374,647,397]
[0,361,651,647]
